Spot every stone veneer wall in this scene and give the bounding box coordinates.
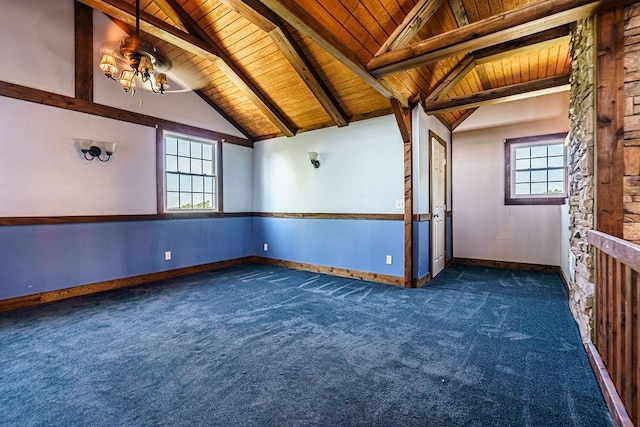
[624,5,640,245]
[568,17,596,342]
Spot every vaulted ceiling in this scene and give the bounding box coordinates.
[78,0,608,141]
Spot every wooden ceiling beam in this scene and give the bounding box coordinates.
[448,0,470,27]
[426,54,475,102]
[368,0,613,78]
[153,0,297,137]
[474,25,571,65]
[79,0,297,137]
[426,26,571,102]
[376,0,446,55]
[451,108,478,130]
[424,74,570,115]
[150,0,187,31]
[391,99,412,143]
[260,0,409,107]
[220,0,348,127]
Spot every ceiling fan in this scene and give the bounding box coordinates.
[98,0,172,95]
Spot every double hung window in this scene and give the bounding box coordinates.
[163,132,218,211]
[505,133,568,205]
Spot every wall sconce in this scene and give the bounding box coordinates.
[75,139,117,162]
[307,152,320,168]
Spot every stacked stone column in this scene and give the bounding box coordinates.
[568,17,595,342]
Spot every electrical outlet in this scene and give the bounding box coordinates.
[263,243,268,251]
[386,255,392,265]
[395,199,404,209]
[165,251,172,261]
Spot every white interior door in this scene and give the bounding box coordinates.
[431,138,446,278]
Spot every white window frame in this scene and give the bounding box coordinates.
[162,130,220,213]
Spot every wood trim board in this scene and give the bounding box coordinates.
[250,256,404,286]
[0,80,251,147]
[0,257,252,313]
[585,343,634,427]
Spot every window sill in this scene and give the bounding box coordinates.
[504,197,567,205]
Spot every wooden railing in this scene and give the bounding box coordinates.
[588,230,640,426]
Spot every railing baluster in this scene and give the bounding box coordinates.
[587,230,640,426]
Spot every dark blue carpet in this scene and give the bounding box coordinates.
[0,264,611,426]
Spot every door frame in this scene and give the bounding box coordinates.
[429,130,448,277]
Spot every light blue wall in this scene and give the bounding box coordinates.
[0,218,253,300]
[446,215,453,261]
[413,221,430,279]
[253,217,404,277]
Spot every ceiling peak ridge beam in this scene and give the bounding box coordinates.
[423,74,570,115]
[368,0,617,78]
[219,0,348,127]
[425,25,571,102]
[259,0,409,108]
[79,0,296,137]
[376,0,446,56]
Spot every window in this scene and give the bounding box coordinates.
[163,132,219,212]
[505,133,568,205]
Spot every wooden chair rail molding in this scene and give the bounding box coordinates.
[0,212,408,226]
[587,230,639,426]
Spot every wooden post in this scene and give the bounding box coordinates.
[596,8,625,237]
[391,99,413,287]
[75,1,93,102]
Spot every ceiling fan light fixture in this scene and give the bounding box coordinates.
[118,70,136,92]
[99,53,118,77]
[155,73,169,94]
[98,0,171,98]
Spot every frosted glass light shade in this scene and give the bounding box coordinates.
[74,138,92,151]
[102,141,117,154]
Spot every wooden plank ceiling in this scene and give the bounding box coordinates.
[79,0,589,140]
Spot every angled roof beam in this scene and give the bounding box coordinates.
[376,0,446,55]
[451,108,477,130]
[219,0,348,127]
[425,54,475,102]
[474,25,571,65]
[260,0,409,107]
[448,0,470,27]
[368,0,621,78]
[79,0,297,137]
[150,0,297,137]
[424,74,570,115]
[426,26,571,102]
[150,0,188,32]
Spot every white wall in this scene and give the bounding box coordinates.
[0,0,75,97]
[253,115,404,213]
[0,97,157,216]
[456,92,570,132]
[223,143,253,212]
[452,94,570,265]
[0,0,252,216]
[560,203,571,280]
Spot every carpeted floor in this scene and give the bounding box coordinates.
[0,264,611,426]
